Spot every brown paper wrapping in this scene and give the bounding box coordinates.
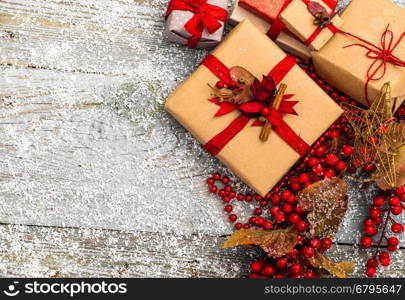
[165,20,343,196]
[229,0,311,59]
[279,0,344,51]
[312,0,405,107]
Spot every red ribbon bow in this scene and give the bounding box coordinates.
[337,26,405,106]
[166,0,228,48]
[201,54,310,156]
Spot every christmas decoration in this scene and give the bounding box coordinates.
[342,83,405,189]
[162,0,404,279]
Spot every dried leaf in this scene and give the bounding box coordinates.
[229,66,255,104]
[307,1,328,16]
[297,178,348,239]
[222,227,299,258]
[309,252,354,278]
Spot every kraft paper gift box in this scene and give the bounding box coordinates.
[312,0,405,107]
[165,20,342,196]
[279,0,344,51]
[164,0,228,49]
[229,0,312,59]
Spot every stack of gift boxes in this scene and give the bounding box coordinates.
[164,0,405,196]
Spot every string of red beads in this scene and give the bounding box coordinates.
[362,187,405,277]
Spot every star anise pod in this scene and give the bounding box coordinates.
[313,11,332,28]
[307,1,333,28]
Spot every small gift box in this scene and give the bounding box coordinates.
[165,20,342,196]
[312,0,405,107]
[164,0,228,48]
[229,0,311,59]
[279,0,344,51]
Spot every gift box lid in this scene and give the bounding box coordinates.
[165,20,343,196]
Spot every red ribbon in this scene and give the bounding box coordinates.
[201,54,310,156]
[301,0,338,46]
[166,0,227,48]
[336,26,405,106]
[266,0,293,40]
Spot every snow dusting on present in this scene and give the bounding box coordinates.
[0,0,404,277]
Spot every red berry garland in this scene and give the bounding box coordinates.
[205,57,404,278]
[361,188,405,277]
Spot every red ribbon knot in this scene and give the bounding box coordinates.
[339,26,405,105]
[166,0,228,47]
[268,107,283,127]
[201,54,310,157]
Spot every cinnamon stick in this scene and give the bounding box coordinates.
[259,83,287,142]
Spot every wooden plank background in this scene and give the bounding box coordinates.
[0,0,404,277]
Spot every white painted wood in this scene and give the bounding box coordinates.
[0,224,403,278]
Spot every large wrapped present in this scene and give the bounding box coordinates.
[312,0,405,107]
[165,20,342,195]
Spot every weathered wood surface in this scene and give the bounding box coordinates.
[0,0,404,277]
[0,224,404,278]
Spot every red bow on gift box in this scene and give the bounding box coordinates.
[166,0,228,47]
[338,26,405,106]
[201,54,310,156]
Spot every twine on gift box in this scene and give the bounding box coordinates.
[336,25,405,106]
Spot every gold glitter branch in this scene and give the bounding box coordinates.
[341,82,405,189]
